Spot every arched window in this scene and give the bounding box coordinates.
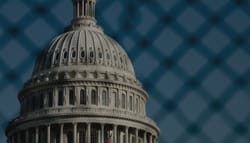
[32,96,36,111]
[114,92,119,108]
[90,51,94,58]
[55,53,59,60]
[69,89,75,105]
[64,51,68,59]
[80,89,86,105]
[136,98,139,112]
[72,51,76,58]
[23,99,27,113]
[48,91,53,107]
[58,90,63,106]
[81,51,85,58]
[102,90,109,106]
[122,94,126,109]
[129,96,133,111]
[39,93,44,109]
[91,89,97,105]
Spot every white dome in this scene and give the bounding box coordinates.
[33,27,135,79]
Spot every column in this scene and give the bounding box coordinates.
[125,127,129,143]
[25,130,29,143]
[135,129,138,143]
[77,1,80,16]
[60,124,64,143]
[35,128,39,143]
[144,132,147,143]
[73,123,77,143]
[82,1,85,17]
[113,125,117,143]
[149,134,152,143]
[11,136,14,143]
[47,125,51,143]
[101,124,104,143]
[17,133,21,143]
[154,137,157,143]
[11,135,15,143]
[87,123,91,143]
[98,129,101,143]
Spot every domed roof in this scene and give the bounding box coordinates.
[33,23,135,79]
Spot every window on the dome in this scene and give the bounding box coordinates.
[69,88,75,105]
[64,51,68,59]
[55,53,59,60]
[114,55,117,61]
[129,96,133,111]
[80,89,86,105]
[58,90,63,106]
[40,93,44,109]
[91,89,97,105]
[81,51,85,57]
[136,98,139,112]
[114,92,119,108]
[48,91,53,107]
[102,90,109,106]
[32,96,36,111]
[72,51,76,58]
[122,94,126,109]
[90,51,94,58]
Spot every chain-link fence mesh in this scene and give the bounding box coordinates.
[0,0,250,143]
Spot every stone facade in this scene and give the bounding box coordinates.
[5,0,160,143]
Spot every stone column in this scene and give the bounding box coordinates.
[11,136,14,143]
[87,123,91,143]
[73,123,77,143]
[35,128,39,143]
[125,126,129,143]
[17,133,21,143]
[135,129,138,143]
[98,129,101,143]
[25,130,29,143]
[113,125,117,143]
[47,125,51,143]
[60,124,64,143]
[149,134,152,143]
[154,137,157,143]
[144,132,147,143]
[101,124,104,143]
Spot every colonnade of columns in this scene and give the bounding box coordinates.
[8,123,158,143]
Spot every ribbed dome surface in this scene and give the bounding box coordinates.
[33,27,135,78]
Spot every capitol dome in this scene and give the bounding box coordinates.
[6,0,160,143]
[33,26,135,79]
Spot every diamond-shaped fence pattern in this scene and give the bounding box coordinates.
[0,0,250,143]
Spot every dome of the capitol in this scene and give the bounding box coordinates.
[6,0,160,143]
[33,27,135,79]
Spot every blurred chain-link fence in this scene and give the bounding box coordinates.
[0,0,250,143]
